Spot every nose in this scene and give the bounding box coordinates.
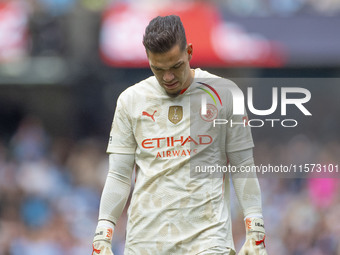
[163,71,175,83]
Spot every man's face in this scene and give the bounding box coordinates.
[147,44,193,96]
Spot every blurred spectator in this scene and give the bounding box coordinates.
[10,116,49,162]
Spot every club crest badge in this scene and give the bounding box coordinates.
[200,103,218,122]
[168,106,183,124]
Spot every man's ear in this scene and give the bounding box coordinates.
[187,43,193,60]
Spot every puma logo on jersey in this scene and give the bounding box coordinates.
[142,110,157,121]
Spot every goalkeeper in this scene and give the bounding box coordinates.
[92,15,267,255]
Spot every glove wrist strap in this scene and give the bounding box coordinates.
[245,217,265,234]
[93,221,114,244]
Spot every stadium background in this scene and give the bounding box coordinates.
[0,0,339,254]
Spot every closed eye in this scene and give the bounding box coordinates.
[173,63,183,69]
[152,66,162,71]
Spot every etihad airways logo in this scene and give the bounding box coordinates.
[142,135,212,149]
[141,135,213,159]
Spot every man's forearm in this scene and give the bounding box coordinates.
[229,149,263,218]
[98,153,134,223]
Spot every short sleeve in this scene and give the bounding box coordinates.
[107,93,137,154]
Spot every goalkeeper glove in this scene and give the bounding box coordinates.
[92,221,114,255]
[238,217,267,255]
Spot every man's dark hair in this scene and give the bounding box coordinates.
[143,15,187,54]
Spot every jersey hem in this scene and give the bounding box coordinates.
[124,240,234,255]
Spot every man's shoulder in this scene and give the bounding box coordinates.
[195,68,221,79]
[133,75,158,89]
[195,68,238,88]
[119,76,159,99]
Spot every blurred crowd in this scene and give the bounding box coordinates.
[0,115,339,255]
[0,116,108,254]
[1,0,339,69]
[11,0,340,16]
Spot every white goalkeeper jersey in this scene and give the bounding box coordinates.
[107,68,254,254]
